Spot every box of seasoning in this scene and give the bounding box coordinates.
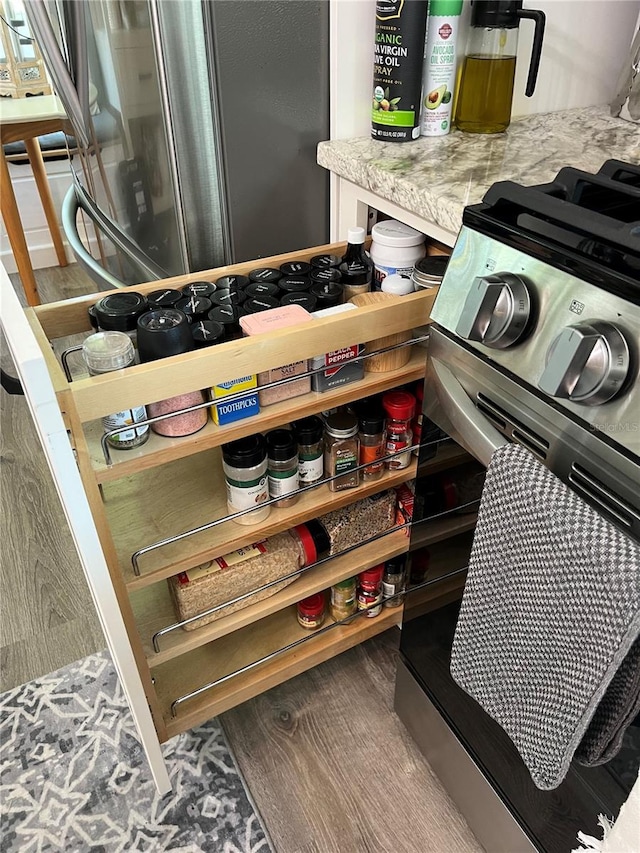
[310,304,364,392]
[240,305,312,406]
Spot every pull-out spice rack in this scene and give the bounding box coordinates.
[17,241,475,782]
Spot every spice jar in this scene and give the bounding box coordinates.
[358,410,386,481]
[357,564,384,617]
[191,320,225,349]
[245,281,281,300]
[382,390,415,470]
[297,593,326,630]
[410,255,450,291]
[82,332,149,450]
[175,295,213,323]
[330,577,357,622]
[90,291,148,343]
[293,416,324,486]
[280,260,311,276]
[280,292,317,312]
[181,281,216,298]
[316,491,396,555]
[279,276,311,295]
[383,556,406,608]
[248,267,283,284]
[215,274,250,290]
[244,295,280,314]
[207,305,245,341]
[137,309,208,438]
[324,411,360,491]
[266,429,299,507]
[221,434,270,525]
[146,288,183,308]
[311,254,341,269]
[310,279,343,311]
[210,289,247,309]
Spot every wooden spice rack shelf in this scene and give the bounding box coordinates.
[23,239,475,745]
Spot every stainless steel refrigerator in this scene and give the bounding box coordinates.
[25,0,329,287]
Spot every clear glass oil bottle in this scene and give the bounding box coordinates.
[455,28,518,134]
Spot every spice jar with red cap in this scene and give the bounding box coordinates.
[357,564,384,617]
[297,592,327,630]
[382,390,416,470]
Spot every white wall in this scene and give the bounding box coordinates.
[330,0,640,138]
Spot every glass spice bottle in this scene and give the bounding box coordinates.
[383,556,406,608]
[293,416,325,486]
[324,411,360,491]
[358,411,386,481]
[297,593,326,630]
[382,390,416,470]
[357,564,384,617]
[82,332,150,450]
[330,577,357,622]
[266,429,299,507]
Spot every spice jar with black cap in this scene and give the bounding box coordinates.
[181,281,216,298]
[280,292,317,312]
[221,434,270,525]
[293,416,324,486]
[210,288,247,309]
[266,428,299,507]
[324,411,360,491]
[207,304,245,341]
[244,295,280,314]
[279,276,311,296]
[175,294,213,323]
[248,267,282,284]
[311,253,341,269]
[191,320,225,349]
[280,260,311,276]
[90,291,148,344]
[215,274,250,290]
[245,281,281,300]
[310,267,342,287]
[146,288,183,309]
[137,309,208,437]
[310,280,343,310]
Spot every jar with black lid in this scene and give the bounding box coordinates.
[245,281,281,299]
[310,281,343,310]
[293,415,324,485]
[215,274,250,290]
[191,320,225,349]
[280,292,317,312]
[280,260,311,276]
[244,295,280,314]
[311,254,341,269]
[210,288,247,308]
[181,281,216,298]
[248,267,282,284]
[207,305,245,340]
[147,288,183,309]
[90,291,148,343]
[310,267,342,286]
[221,434,270,525]
[175,295,213,323]
[411,255,450,290]
[279,276,311,294]
[266,428,299,507]
[358,410,386,481]
[324,411,360,491]
[137,309,208,437]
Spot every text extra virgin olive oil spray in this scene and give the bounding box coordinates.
[371,0,429,142]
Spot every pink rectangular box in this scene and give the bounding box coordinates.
[240,305,313,406]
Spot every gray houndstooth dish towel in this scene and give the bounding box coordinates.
[450,444,640,790]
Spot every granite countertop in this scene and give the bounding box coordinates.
[317,106,640,238]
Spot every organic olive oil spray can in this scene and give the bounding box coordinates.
[420,0,462,137]
[371,0,429,143]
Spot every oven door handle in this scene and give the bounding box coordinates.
[427,356,509,467]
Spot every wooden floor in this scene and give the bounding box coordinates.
[1,265,482,852]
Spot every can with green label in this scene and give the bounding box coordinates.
[371,0,429,143]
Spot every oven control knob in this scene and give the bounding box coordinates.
[455,273,531,349]
[538,321,630,405]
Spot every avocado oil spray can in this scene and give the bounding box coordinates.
[420,0,463,137]
[371,0,429,143]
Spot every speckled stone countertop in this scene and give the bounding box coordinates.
[317,106,639,238]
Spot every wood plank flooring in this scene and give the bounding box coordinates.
[2,264,482,852]
[222,628,483,853]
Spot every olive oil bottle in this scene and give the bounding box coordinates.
[454,0,546,134]
[371,0,429,143]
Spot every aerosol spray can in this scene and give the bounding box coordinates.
[420,0,463,137]
[371,0,430,143]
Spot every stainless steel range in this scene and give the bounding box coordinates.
[396,160,640,853]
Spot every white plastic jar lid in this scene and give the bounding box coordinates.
[371,220,425,248]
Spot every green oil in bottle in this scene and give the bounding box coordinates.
[455,54,517,134]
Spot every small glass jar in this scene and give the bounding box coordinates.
[330,577,357,622]
[297,593,326,630]
[357,564,384,617]
[266,429,299,507]
[294,416,325,486]
[82,332,150,450]
[382,391,415,470]
[383,556,406,608]
[324,412,360,491]
[358,412,386,481]
[221,434,270,525]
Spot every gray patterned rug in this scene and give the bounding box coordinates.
[0,650,272,852]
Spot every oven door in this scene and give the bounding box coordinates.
[396,325,640,852]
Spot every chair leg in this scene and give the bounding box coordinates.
[0,148,41,306]
[25,136,68,267]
